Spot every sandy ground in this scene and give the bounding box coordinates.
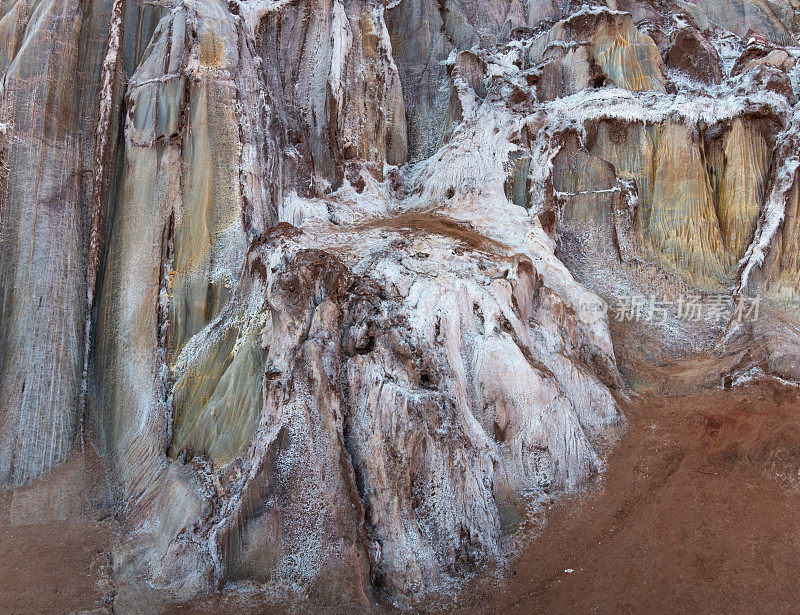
[0,502,115,614]
[456,379,800,615]
[0,454,116,615]
[3,379,800,614]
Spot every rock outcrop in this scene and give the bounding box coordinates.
[667,24,724,84]
[3,0,800,610]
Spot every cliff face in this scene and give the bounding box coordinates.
[2,0,800,609]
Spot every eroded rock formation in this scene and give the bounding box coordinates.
[2,0,800,610]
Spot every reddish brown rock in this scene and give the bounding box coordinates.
[667,27,724,84]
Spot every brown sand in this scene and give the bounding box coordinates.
[0,506,115,614]
[457,379,800,615]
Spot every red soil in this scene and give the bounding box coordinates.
[457,379,800,615]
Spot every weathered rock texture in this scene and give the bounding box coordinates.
[2,0,800,610]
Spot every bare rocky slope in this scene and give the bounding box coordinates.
[2,0,800,610]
